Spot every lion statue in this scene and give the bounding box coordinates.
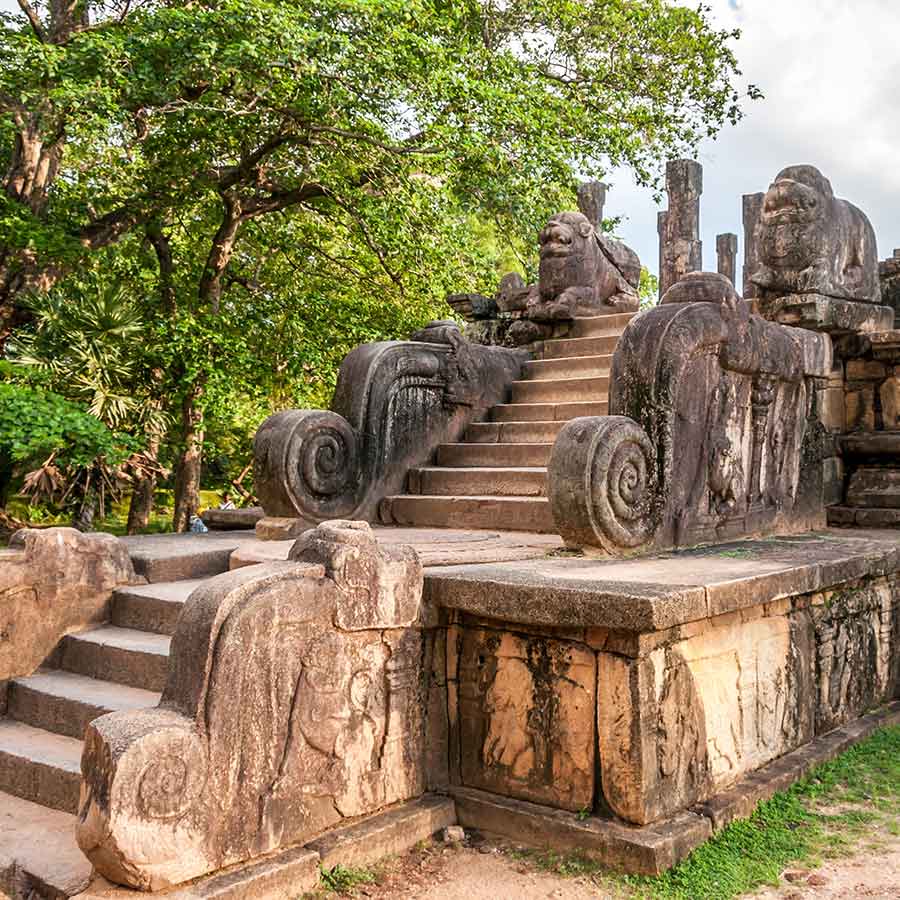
[751,165,880,303]
[526,211,641,320]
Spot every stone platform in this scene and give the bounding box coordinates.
[2,525,898,897]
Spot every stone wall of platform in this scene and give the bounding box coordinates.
[435,567,900,827]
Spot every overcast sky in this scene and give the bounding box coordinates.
[2,0,897,282]
[608,0,900,281]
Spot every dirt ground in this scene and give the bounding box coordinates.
[337,829,900,900]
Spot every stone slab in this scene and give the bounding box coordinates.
[0,788,93,899]
[452,701,900,876]
[827,506,900,528]
[200,507,264,531]
[306,795,456,869]
[424,531,900,633]
[762,294,895,335]
[75,847,320,900]
[229,526,563,569]
[120,531,256,582]
[451,786,711,876]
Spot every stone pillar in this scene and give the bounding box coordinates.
[657,210,668,301]
[742,192,764,299]
[659,160,703,296]
[716,233,738,287]
[577,181,607,230]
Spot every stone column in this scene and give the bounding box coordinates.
[742,192,764,299]
[716,233,738,287]
[657,210,668,301]
[577,181,607,230]
[659,159,703,296]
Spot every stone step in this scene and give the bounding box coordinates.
[466,421,565,444]
[539,334,620,360]
[7,670,160,740]
[827,505,900,528]
[840,433,900,458]
[112,577,207,635]
[408,466,547,497]
[0,720,81,814]
[568,312,636,337]
[846,467,900,509]
[121,531,253,582]
[435,443,552,468]
[57,626,171,693]
[0,789,93,898]
[511,375,609,404]
[491,400,609,422]
[383,495,555,533]
[523,354,612,381]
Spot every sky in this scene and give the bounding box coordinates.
[2,0,898,283]
[605,0,900,281]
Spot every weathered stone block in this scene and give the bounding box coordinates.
[816,385,845,432]
[457,628,595,812]
[811,584,884,734]
[845,387,876,431]
[881,376,900,430]
[597,610,815,824]
[846,359,886,381]
[1,528,135,683]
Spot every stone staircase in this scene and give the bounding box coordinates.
[828,433,900,528]
[382,311,635,532]
[0,561,209,897]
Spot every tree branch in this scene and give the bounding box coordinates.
[16,0,47,43]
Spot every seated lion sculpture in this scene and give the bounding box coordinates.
[526,211,641,320]
[751,165,880,303]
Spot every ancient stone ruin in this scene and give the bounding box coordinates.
[1,160,898,900]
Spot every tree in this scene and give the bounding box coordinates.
[1,0,757,527]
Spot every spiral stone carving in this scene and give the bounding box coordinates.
[549,416,659,554]
[254,409,361,520]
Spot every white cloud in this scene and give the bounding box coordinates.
[609,0,900,284]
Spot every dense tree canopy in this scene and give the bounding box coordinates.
[0,0,757,530]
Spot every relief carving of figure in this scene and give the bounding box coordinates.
[482,656,535,779]
[708,427,743,515]
[526,211,641,320]
[752,165,880,303]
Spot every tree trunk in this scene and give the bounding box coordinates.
[127,474,157,534]
[126,416,164,534]
[172,380,205,533]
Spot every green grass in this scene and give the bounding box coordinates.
[309,863,380,897]
[510,724,900,900]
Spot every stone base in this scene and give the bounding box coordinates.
[200,507,264,531]
[828,505,900,528]
[760,293,895,335]
[451,701,900,876]
[72,796,455,899]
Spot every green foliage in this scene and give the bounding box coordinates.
[0,383,121,469]
[318,863,378,894]
[2,0,758,511]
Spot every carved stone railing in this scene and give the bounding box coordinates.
[253,323,526,524]
[76,521,428,891]
[549,272,834,555]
